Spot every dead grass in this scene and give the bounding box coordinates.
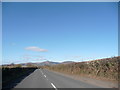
[44,56,120,81]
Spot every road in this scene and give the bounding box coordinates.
[14,69,116,89]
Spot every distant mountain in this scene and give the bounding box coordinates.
[10,61,75,67]
[61,61,75,64]
[31,61,75,66]
[33,61,60,66]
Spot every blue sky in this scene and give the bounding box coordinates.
[2,2,118,64]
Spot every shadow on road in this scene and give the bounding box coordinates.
[2,68,37,90]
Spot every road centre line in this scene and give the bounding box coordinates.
[51,83,57,90]
[40,69,57,89]
[44,75,46,77]
[40,70,44,75]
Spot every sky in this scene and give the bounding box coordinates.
[2,2,118,64]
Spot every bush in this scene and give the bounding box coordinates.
[45,56,120,81]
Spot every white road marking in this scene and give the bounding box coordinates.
[40,69,57,89]
[40,69,42,72]
[40,70,44,75]
[51,83,57,90]
[44,75,46,77]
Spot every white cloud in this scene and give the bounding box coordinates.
[25,46,48,52]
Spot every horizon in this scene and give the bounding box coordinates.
[2,2,118,64]
[1,56,118,65]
